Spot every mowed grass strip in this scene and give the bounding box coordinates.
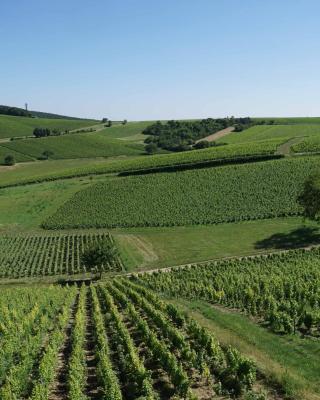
[43,156,320,229]
[1,132,144,159]
[113,217,320,271]
[0,114,97,139]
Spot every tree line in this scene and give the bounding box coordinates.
[143,117,252,153]
[0,105,32,118]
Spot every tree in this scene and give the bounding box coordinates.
[145,143,158,155]
[33,128,51,138]
[193,140,210,149]
[122,119,127,125]
[4,155,15,166]
[42,150,54,160]
[80,241,119,278]
[298,174,320,220]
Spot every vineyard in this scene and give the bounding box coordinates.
[43,156,320,229]
[2,132,144,160]
[138,247,320,336]
[0,139,282,188]
[0,114,97,139]
[219,124,320,144]
[292,136,320,154]
[0,282,274,400]
[0,232,123,278]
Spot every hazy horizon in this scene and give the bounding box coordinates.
[2,0,320,120]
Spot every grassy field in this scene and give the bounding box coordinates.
[174,299,320,400]
[1,131,144,159]
[43,156,320,229]
[221,124,320,144]
[0,177,105,231]
[101,121,152,139]
[0,114,97,139]
[113,217,320,270]
[0,145,34,164]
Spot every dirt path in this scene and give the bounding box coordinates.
[196,126,235,143]
[276,136,305,156]
[49,294,79,400]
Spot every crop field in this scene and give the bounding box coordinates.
[1,132,144,160]
[0,281,275,400]
[0,145,34,164]
[220,124,320,144]
[43,156,320,229]
[0,232,122,278]
[138,247,320,337]
[0,139,283,188]
[291,136,320,153]
[0,114,97,139]
[252,117,320,124]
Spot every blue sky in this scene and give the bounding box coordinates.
[1,0,320,120]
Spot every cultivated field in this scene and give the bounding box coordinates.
[0,231,122,278]
[0,139,282,186]
[0,281,276,400]
[1,132,144,160]
[43,157,320,229]
[221,124,320,144]
[1,115,320,400]
[0,114,97,139]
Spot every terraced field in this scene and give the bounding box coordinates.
[43,157,320,229]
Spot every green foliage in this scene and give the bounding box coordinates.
[0,286,77,399]
[68,286,88,400]
[43,157,320,229]
[33,127,51,138]
[145,142,158,154]
[81,240,120,276]
[297,174,320,220]
[0,104,31,117]
[0,146,33,165]
[143,117,252,151]
[292,136,320,153]
[42,149,54,159]
[138,247,320,336]
[4,154,15,166]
